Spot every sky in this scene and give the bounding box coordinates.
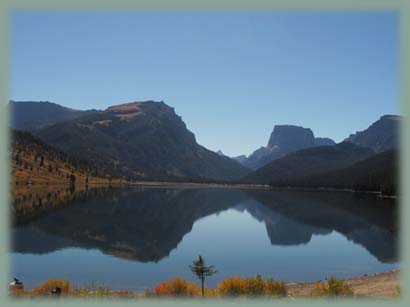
[10,10,399,157]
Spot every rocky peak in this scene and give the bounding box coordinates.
[267,125,315,150]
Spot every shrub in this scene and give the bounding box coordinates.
[33,279,70,296]
[310,277,354,297]
[217,277,246,297]
[152,277,199,297]
[265,278,287,297]
[217,275,288,298]
[244,275,265,296]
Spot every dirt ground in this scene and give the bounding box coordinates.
[287,270,400,298]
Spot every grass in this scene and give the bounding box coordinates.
[310,277,354,297]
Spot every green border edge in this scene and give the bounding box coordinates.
[0,1,409,307]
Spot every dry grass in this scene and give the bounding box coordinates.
[287,270,399,298]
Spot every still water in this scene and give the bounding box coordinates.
[11,186,398,291]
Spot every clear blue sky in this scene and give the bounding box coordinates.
[11,10,399,157]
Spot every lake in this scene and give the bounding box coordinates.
[10,186,399,291]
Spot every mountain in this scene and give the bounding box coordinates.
[35,101,249,181]
[344,115,399,152]
[273,150,398,195]
[10,100,100,132]
[233,155,247,164]
[242,142,374,184]
[314,137,336,146]
[216,150,226,156]
[241,125,335,170]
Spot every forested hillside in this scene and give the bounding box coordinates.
[11,130,122,186]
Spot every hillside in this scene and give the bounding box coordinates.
[11,129,120,186]
[10,100,100,132]
[242,142,374,184]
[270,150,398,195]
[35,101,249,181]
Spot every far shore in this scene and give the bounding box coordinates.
[12,179,397,198]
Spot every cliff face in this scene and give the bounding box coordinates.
[242,125,335,170]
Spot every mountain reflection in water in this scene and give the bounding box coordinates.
[12,186,398,264]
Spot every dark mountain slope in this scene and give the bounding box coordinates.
[242,142,374,184]
[273,150,398,195]
[36,101,249,181]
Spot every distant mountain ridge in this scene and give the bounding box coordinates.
[10,100,100,131]
[344,115,399,152]
[9,100,399,188]
[240,125,335,170]
[34,100,249,181]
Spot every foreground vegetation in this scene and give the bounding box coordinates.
[10,272,400,299]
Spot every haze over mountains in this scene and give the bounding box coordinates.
[9,100,399,193]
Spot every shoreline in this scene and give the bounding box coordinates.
[287,270,399,298]
[11,270,400,298]
[12,180,398,198]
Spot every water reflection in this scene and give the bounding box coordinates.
[12,186,398,264]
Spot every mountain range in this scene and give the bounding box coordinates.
[237,115,399,194]
[9,100,399,193]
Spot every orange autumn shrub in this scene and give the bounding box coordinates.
[244,275,265,296]
[217,276,246,296]
[217,275,288,297]
[152,277,199,297]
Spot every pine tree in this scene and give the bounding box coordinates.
[189,255,217,297]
